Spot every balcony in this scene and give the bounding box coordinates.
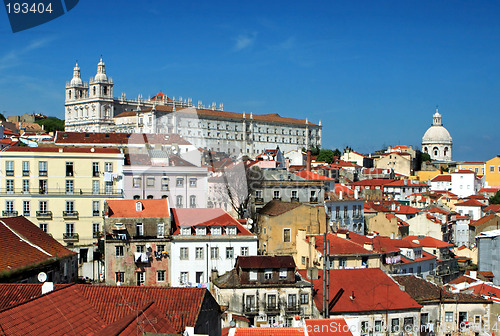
[93,210,100,217]
[285,304,301,314]
[272,197,281,201]
[244,305,259,315]
[63,233,79,242]
[93,231,103,239]
[2,211,18,217]
[0,187,123,196]
[36,211,53,219]
[309,197,319,203]
[264,303,280,314]
[63,211,79,219]
[5,170,14,176]
[291,197,300,202]
[255,197,264,204]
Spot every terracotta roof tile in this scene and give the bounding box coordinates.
[469,214,499,228]
[258,200,302,216]
[171,208,252,235]
[431,175,451,182]
[455,199,487,207]
[107,199,170,218]
[403,235,453,248]
[314,234,376,255]
[234,327,304,336]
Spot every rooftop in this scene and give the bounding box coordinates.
[106,199,170,218]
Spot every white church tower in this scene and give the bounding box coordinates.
[65,58,115,132]
[422,108,453,161]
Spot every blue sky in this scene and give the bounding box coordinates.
[0,1,498,161]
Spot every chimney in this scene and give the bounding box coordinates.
[306,149,311,171]
[363,242,373,251]
[354,189,359,199]
[339,191,343,200]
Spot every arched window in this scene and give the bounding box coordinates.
[133,195,140,200]
[104,86,108,95]
[444,147,449,156]
[424,147,428,153]
[93,86,96,95]
[147,195,154,199]
[68,90,72,99]
[161,195,168,199]
[433,147,439,157]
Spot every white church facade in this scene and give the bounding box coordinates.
[64,59,322,157]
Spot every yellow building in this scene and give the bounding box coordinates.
[374,152,412,176]
[485,156,500,187]
[0,146,124,279]
[256,200,325,269]
[458,161,485,176]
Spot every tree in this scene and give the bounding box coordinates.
[332,148,341,157]
[421,152,431,162]
[35,117,64,132]
[316,149,335,164]
[490,190,500,205]
[0,112,5,121]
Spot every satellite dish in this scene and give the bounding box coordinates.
[229,321,236,327]
[38,272,47,283]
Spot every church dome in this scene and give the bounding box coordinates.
[70,62,83,86]
[94,58,108,82]
[422,125,452,144]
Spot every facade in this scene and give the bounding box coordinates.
[430,174,452,192]
[325,191,365,234]
[104,199,171,286]
[256,200,325,268]
[450,170,480,198]
[476,230,500,286]
[421,108,453,162]
[455,199,485,221]
[393,275,491,336]
[383,179,430,201]
[406,213,443,241]
[213,256,314,327]
[367,212,409,239]
[375,152,413,176]
[64,60,322,157]
[170,208,258,287]
[0,146,124,279]
[485,156,500,187]
[0,216,78,283]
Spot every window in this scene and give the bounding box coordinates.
[403,317,414,331]
[105,181,113,195]
[339,258,347,268]
[105,162,113,173]
[211,227,221,235]
[92,162,99,177]
[133,177,141,188]
[39,200,47,213]
[65,180,74,194]
[196,227,206,235]
[93,223,100,235]
[196,272,204,283]
[288,294,297,307]
[264,270,273,280]
[458,312,468,326]
[23,201,30,216]
[302,256,306,265]
[6,180,14,193]
[146,177,155,187]
[189,195,196,208]
[39,161,47,176]
[273,190,280,199]
[92,201,100,216]
[195,247,204,259]
[267,294,276,308]
[22,161,29,176]
[189,178,197,187]
[176,195,183,208]
[181,227,191,235]
[39,223,48,232]
[65,201,74,213]
[375,320,383,332]
[246,295,255,309]
[211,247,219,259]
[227,226,237,235]
[39,179,47,194]
[300,293,309,304]
[5,161,14,176]
[161,177,169,190]
[283,228,291,242]
[180,272,188,284]
[279,268,287,279]
[66,223,74,236]
[156,244,165,253]
[226,247,234,259]
[157,270,166,282]
[490,166,495,173]
[268,315,277,326]
[391,318,400,333]
[176,178,184,187]
[66,162,74,177]
[180,247,189,260]
[115,272,124,283]
[136,245,145,253]
[291,190,298,199]
[136,223,144,236]
[115,246,124,257]
[157,223,165,238]
[136,271,145,286]
[241,246,249,256]
[249,270,257,281]
[361,321,368,336]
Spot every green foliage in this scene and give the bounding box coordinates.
[309,145,320,156]
[421,152,431,162]
[332,148,341,157]
[490,190,500,205]
[35,117,64,132]
[0,112,5,121]
[316,149,335,164]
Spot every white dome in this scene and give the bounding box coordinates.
[94,58,108,82]
[70,76,83,86]
[422,125,452,144]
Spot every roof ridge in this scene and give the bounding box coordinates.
[0,283,76,313]
[0,219,52,257]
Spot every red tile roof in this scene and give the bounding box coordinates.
[469,283,500,303]
[106,199,170,218]
[234,328,304,336]
[54,131,192,145]
[4,146,121,153]
[451,170,475,174]
[294,170,335,181]
[314,234,375,255]
[236,255,296,269]
[485,204,500,212]
[305,318,355,336]
[0,216,76,275]
[395,205,421,215]
[299,268,421,314]
[171,208,252,235]
[349,179,396,187]
[403,236,453,248]
[0,283,69,310]
[431,175,451,182]
[455,199,486,207]
[384,179,429,187]
[400,251,437,264]
[469,214,499,228]
[426,207,451,215]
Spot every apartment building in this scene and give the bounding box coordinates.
[0,146,124,279]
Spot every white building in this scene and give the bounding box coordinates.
[455,199,485,221]
[450,170,480,198]
[430,174,452,192]
[422,108,453,161]
[170,208,258,287]
[64,59,322,157]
